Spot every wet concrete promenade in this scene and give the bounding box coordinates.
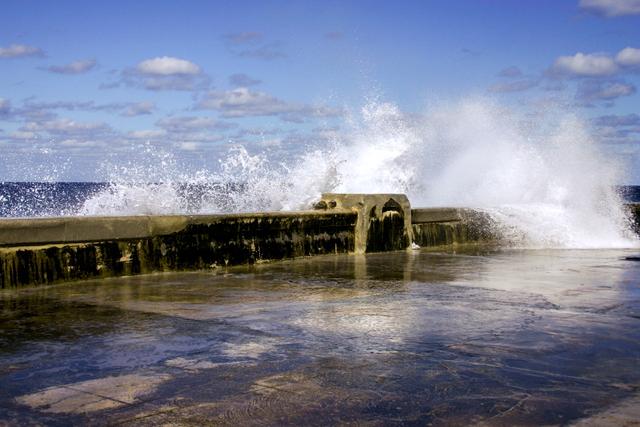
[1,248,640,425]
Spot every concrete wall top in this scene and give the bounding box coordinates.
[411,207,478,223]
[0,210,355,247]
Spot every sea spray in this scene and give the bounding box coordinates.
[68,99,640,248]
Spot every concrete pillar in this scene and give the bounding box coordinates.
[314,193,413,253]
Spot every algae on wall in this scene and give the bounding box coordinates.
[0,212,357,289]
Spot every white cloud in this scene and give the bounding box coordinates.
[576,79,636,105]
[0,44,44,58]
[0,98,10,115]
[23,118,109,134]
[595,82,636,98]
[196,87,342,121]
[46,59,96,74]
[8,131,36,140]
[156,116,234,132]
[121,101,155,117]
[112,58,209,91]
[616,47,640,67]
[59,138,100,148]
[552,52,618,77]
[229,73,261,87]
[197,88,289,117]
[579,0,640,16]
[128,129,167,139]
[136,56,200,75]
[179,141,200,151]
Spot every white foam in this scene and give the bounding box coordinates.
[78,99,639,249]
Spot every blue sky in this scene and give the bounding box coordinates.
[1,0,640,182]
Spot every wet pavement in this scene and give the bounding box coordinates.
[1,247,639,426]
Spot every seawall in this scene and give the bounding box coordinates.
[630,203,640,235]
[1,196,638,289]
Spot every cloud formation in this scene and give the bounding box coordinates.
[137,115,233,147]
[0,44,44,58]
[127,129,167,139]
[195,87,342,122]
[45,59,96,74]
[579,0,640,16]
[593,113,640,127]
[22,118,110,135]
[592,113,640,145]
[9,117,114,150]
[229,73,262,87]
[551,52,618,77]
[549,47,640,78]
[3,98,159,123]
[136,56,201,75]
[156,116,235,132]
[121,101,155,117]
[110,56,209,91]
[0,98,11,116]
[576,79,636,105]
[616,47,640,67]
[223,32,286,60]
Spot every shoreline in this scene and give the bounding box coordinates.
[1,194,638,289]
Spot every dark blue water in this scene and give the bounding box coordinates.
[0,181,244,217]
[0,182,107,217]
[1,182,639,218]
[618,186,640,203]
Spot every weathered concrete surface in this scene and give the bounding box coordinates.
[15,374,171,414]
[411,207,498,247]
[2,249,640,425]
[0,211,347,247]
[0,211,356,289]
[315,193,412,253]
[411,207,465,223]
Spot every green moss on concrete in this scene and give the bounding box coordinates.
[0,212,356,289]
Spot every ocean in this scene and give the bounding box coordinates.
[2,182,640,216]
[1,181,639,248]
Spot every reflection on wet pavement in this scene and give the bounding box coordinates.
[1,248,639,425]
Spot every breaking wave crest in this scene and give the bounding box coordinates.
[73,99,639,248]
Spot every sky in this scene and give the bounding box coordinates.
[1,0,640,182]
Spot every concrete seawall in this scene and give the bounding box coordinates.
[1,196,639,289]
[411,208,497,247]
[0,211,357,289]
[630,203,640,235]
